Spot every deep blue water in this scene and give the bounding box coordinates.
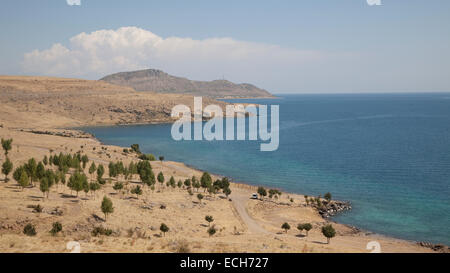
[82,93,450,245]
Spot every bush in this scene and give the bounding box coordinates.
[50,222,63,236]
[139,154,156,161]
[160,223,169,236]
[324,192,332,202]
[23,223,37,236]
[207,226,217,237]
[92,226,113,236]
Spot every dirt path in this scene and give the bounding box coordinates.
[230,189,271,235]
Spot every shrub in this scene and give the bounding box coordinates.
[324,192,332,202]
[205,215,214,226]
[207,226,217,237]
[50,222,63,236]
[160,223,169,236]
[92,226,113,236]
[257,187,267,200]
[23,223,37,236]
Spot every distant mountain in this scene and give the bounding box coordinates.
[100,69,274,98]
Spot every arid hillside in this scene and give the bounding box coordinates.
[100,69,274,98]
[0,76,224,129]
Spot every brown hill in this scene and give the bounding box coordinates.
[100,69,274,98]
[0,76,224,129]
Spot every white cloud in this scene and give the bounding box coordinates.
[22,27,330,84]
[66,0,81,6]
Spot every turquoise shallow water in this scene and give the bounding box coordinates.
[82,93,450,245]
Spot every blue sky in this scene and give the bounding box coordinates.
[1,0,449,93]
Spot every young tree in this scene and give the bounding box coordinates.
[18,169,29,190]
[131,185,143,199]
[200,172,212,192]
[36,162,45,181]
[223,187,232,198]
[25,158,37,187]
[281,222,291,233]
[169,176,176,189]
[177,180,183,189]
[324,192,332,202]
[89,182,100,199]
[81,155,89,169]
[101,196,114,220]
[97,164,105,184]
[1,138,13,157]
[69,172,87,197]
[302,223,312,237]
[113,182,123,194]
[160,223,169,236]
[40,177,50,198]
[157,171,165,187]
[88,162,97,180]
[257,187,267,200]
[184,179,191,188]
[43,155,48,166]
[130,144,141,154]
[197,193,204,204]
[159,156,164,165]
[321,224,336,244]
[207,226,217,237]
[2,157,13,182]
[205,215,214,227]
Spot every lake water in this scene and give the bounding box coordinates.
[82,93,450,245]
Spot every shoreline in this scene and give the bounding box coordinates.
[78,126,446,249]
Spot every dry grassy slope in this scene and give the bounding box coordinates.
[0,76,225,129]
[0,127,433,253]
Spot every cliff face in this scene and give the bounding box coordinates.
[100,69,274,99]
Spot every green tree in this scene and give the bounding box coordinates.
[81,155,89,169]
[223,187,232,198]
[177,180,182,188]
[101,196,114,220]
[18,169,29,190]
[89,182,101,199]
[303,223,312,236]
[160,223,169,236]
[43,155,48,166]
[131,185,143,199]
[97,164,105,184]
[324,192,332,202]
[169,176,176,188]
[205,215,214,227]
[157,171,165,187]
[184,179,191,188]
[159,156,164,165]
[36,162,45,180]
[257,187,267,200]
[200,172,212,192]
[40,177,50,198]
[321,224,336,244]
[88,162,97,180]
[1,138,13,156]
[25,158,37,187]
[197,193,204,204]
[2,157,13,182]
[130,144,141,154]
[113,182,123,193]
[281,222,291,233]
[68,172,87,197]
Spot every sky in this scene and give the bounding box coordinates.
[0,0,449,94]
